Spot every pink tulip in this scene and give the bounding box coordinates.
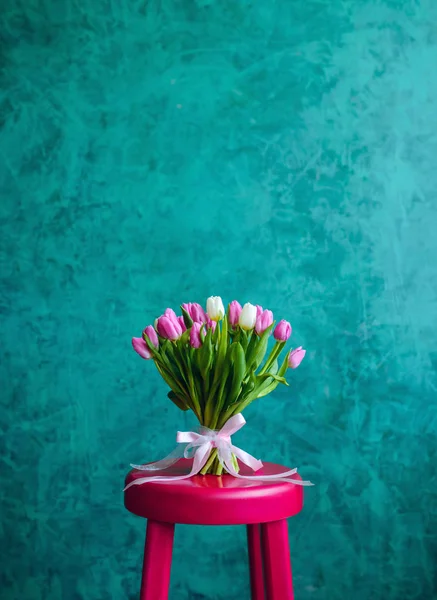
[256,305,263,317]
[132,337,152,359]
[143,325,159,348]
[288,347,306,369]
[164,308,179,324]
[182,302,208,323]
[207,319,217,333]
[255,309,273,335]
[274,320,292,342]
[178,315,187,332]
[190,322,202,348]
[156,315,183,340]
[228,300,242,326]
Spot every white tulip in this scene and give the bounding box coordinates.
[206,296,225,321]
[239,303,257,330]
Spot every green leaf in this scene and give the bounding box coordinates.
[258,340,285,375]
[209,359,231,429]
[277,351,290,378]
[181,306,194,329]
[239,329,249,351]
[231,328,241,345]
[160,340,179,374]
[204,318,229,421]
[217,316,228,366]
[269,359,279,375]
[248,325,274,372]
[256,380,279,398]
[142,332,160,358]
[227,342,246,405]
[173,342,202,420]
[224,370,271,417]
[257,372,288,385]
[179,329,190,346]
[156,332,164,343]
[198,327,213,378]
[193,371,204,409]
[155,362,187,399]
[240,368,257,400]
[212,320,220,345]
[192,345,204,375]
[167,391,189,411]
[244,333,258,368]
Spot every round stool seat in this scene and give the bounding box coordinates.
[124,459,303,525]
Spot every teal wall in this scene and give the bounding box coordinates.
[1,1,437,598]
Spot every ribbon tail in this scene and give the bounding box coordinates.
[219,445,313,486]
[124,442,213,491]
[231,444,263,472]
[130,444,187,472]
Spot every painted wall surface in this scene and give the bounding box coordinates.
[1,1,437,599]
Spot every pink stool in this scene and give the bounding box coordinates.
[124,459,304,600]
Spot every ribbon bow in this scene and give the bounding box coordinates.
[124,414,313,490]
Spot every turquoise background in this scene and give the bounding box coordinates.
[1,0,437,598]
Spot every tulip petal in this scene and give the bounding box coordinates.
[132,337,152,359]
[288,347,306,369]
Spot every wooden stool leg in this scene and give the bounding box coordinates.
[140,520,175,600]
[261,520,294,600]
[247,524,266,600]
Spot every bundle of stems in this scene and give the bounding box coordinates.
[132,297,306,475]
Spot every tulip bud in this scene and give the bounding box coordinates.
[164,308,179,324]
[190,322,202,348]
[288,347,306,369]
[239,303,257,330]
[182,302,208,323]
[143,325,159,347]
[206,296,225,321]
[160,308,185,337]
[178,316,187,332]
[228,300,242,326]
[274,320,292,341]
[132,337,152,359]
[255,309,273,335]
[156,315,183,340]
[206,318,217,333]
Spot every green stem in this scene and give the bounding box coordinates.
[198,447,239,476]
[203,404,213,427]
[209,373,229,430]
[173,345,202,422]
[258,341,284,375]
[217,405,235,429]
[231,453,240,473]
[200,449,218,474]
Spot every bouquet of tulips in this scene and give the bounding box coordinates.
[132,296,306,475]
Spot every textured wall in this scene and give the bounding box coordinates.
[1,0,437,599]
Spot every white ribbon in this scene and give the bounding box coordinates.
[124,413,313,490]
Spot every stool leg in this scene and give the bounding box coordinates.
[261,520,294,600]
[247,524,266,600]
[140,520,175,600]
